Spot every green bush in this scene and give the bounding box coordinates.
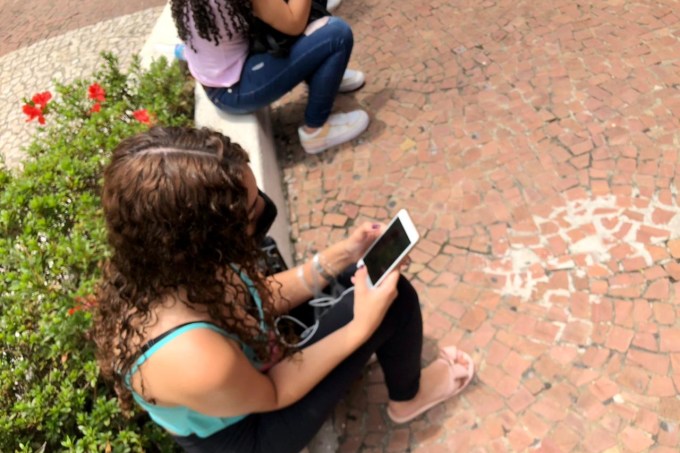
[0,52,193,452]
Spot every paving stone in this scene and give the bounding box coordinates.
[1,7,163,168]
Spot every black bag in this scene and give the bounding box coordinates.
[260,236,289,275]
[250,0,331,58]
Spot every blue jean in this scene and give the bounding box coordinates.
[204,17,354,128]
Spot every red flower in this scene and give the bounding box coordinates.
[133,109,152,125]
[88,83,106,102]
[31,91,52,109]
[22,91,52,124]
[22,104,46,124]
[68,295,97,315]
[90,103,101,113]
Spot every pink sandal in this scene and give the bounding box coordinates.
[386,346,475,424]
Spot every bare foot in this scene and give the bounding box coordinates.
[387,348,472,422]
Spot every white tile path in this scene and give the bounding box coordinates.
[0,7,162,169]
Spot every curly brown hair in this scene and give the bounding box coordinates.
[171,0,253,47]
[93,126,292,410]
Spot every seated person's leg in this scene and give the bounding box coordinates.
[206,18,353,115]
[205,18,370,154]
[297,18,370,154]
[246,275,422,453]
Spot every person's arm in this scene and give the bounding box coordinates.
[251,0,312,36]
[151,267,400,417]
[266,222,383,314]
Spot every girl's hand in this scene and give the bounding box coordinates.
[342,222,384,263]
[351,266,399,338]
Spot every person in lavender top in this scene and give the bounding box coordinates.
[171,0,369,154]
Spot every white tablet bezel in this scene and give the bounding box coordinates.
[357,209,420,288]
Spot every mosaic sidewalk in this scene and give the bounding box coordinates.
[3,0,680,451]
[273,0,680,451]
[0,1,164,168]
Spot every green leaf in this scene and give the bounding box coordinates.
[1,50,189,453]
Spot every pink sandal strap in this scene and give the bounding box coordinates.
[387,346,474,424]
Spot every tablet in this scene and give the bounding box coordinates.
[357,209,420,287]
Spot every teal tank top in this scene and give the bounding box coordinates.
[124,269,266,438]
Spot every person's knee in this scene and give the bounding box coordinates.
[391,276,421,316]
[396,275,418,299]
[327,18,354,49]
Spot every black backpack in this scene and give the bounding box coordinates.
[250,0,331,58]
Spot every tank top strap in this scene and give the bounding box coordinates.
[229,264,266,331]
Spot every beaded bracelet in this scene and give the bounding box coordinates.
[296,265,314,295]
[309,258,322,296]
[312,253,335,281]
[319,251,340,277]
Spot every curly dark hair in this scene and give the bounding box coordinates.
[93,126,293,410]
[171,0,253,47]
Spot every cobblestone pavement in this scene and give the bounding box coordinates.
[0,6,164,168]
[272,0,680,452]
[0,0,165,56]
[4,0,680,451]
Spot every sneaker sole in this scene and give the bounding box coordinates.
[338,79,366,93]
[303,113,370,154]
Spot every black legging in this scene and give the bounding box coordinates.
[174,271,423,453]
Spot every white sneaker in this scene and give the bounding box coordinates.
[298,110,370,154]
[339,69,365,93]
[326,0,342,12]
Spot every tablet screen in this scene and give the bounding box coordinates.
[363,218,410,284]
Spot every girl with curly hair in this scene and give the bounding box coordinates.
[171,0,369,154]
[94,127,474,453]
